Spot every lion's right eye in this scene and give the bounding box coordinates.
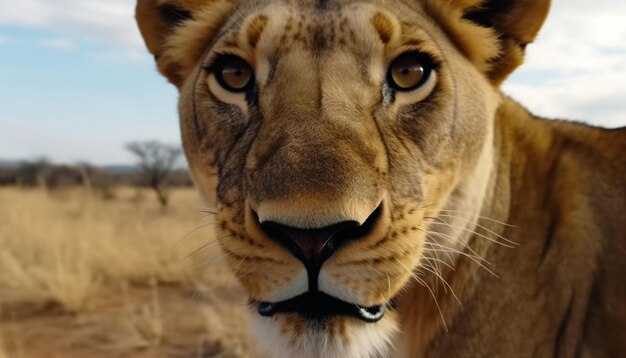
[211,55,254,93]
[387,52,433,91]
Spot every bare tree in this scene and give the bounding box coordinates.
[125,141,183,208]
[12,157,52,188]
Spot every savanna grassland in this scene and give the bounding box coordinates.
[0,186,253,357]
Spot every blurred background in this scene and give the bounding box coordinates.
[0,0,624,357]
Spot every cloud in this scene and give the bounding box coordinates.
[0,0,145,50]
[87,48,150,64]
[505,0,626,128]
[40,38,77,51]
[505,71,626,128]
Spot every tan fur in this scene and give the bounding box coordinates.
[246,15,270,48]
[371,12,396,44]
[136,0,626,357]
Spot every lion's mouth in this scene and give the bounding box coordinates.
[256,291,387,323]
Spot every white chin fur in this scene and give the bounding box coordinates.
[249,309,398,358]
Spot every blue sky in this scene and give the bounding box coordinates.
[0,0,624,165]
[0,26,178,165]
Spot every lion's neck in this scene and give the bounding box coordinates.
[395,95,626,357]
[393,96,562,356]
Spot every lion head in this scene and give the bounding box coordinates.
[136,0,550,356]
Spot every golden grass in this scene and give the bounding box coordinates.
[0,186,251,357]
[0,186,206,311]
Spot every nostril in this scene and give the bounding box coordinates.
[332,205,383,245]
[255,204,383,266]
[258,219,356,265]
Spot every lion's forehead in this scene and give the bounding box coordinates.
[236,2,396,53]
[274,4,368,36]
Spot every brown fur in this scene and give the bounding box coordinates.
[136,0,626,356]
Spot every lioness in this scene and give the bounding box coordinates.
[136,0,626,356]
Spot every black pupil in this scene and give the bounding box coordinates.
[390,53,428,90]
[218,57,252,91]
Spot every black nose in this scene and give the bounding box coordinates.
[258,205,382,267]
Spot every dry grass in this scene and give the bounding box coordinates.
[0,186,252,357]
[0,186,200,310]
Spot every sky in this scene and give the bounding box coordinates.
[0,0,624,165]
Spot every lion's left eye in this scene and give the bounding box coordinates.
[388,52,433,91]
[211,55,254,92]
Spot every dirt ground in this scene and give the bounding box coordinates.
[0,187,255,358]
[1,284,252,358]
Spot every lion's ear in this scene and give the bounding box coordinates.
[136,0,235,87]
[425,0,551,85]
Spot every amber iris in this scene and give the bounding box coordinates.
[389,53,429,90]
[216,56,253,92]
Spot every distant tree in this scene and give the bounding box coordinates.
[125,141,183,207]
[13,157,52,188]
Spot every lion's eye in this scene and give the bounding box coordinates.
[388,53,432,91]
[212,56,254,92]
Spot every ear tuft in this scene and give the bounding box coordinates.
[158,4,192,27]
[136,0,191,65]
[136,0,236,87]
[424,0,551,85]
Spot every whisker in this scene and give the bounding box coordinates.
[176,221,218,247]
[423,241,498,278]
[434,214,518,246]
[223,256,249,289]
[417,260,444,296]
[423,239,444,275]
[425,231,486,265]
[184,237,227,261]
[424,239,455,264]
[418,264,461,305]
[196,251,232,269]
[393,258,449,332]
[232,255,248,276]
[197,206,218,216]
[422,255,455,271]
[437,209,516,227]
[426,219,516,248]
[423,240,491,265]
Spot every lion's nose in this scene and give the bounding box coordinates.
[258,206,382,268]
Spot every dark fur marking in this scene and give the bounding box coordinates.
[158,4,192,27]
[368,98,397,206]
[316,60,323,112]
[463,0,514,29]
[262,51,282,91]
[540,208,560,264]
[234,107,264,201]
[192,61,211,147]
[539,137,564,265]
[554,295,575,357]
[316,0,329,11]
[312,26,328,54]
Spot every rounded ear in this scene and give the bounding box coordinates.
[136,0,193,86]
[424,0,551,85]
[135,0,235,87]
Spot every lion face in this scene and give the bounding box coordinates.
[137,0,548,356]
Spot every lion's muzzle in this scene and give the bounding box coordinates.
[251,205,388,322]
[257,205,383,277]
